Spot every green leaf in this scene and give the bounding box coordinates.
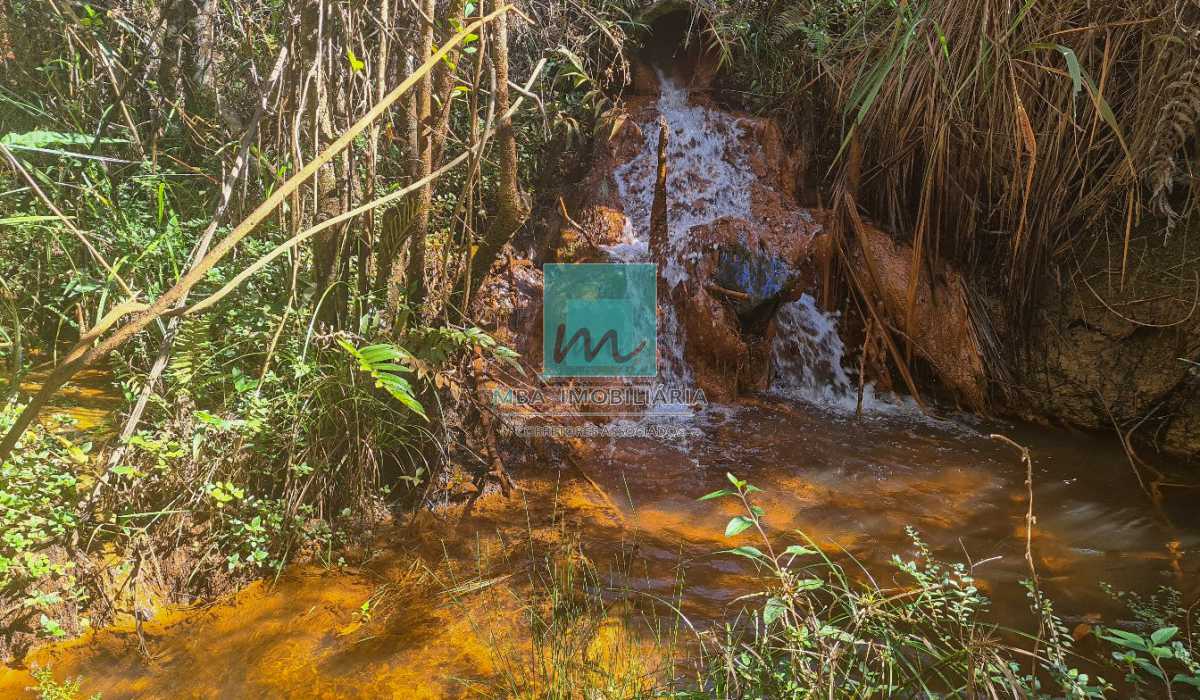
[698,488,734,501]
[1058,46,1083,97]
[1,130,124,148]
[345,47,365,72]
[393,390,428,419]
[0,215,60,225]
[783,545,816,557]
[1150,626,1178,645]
[725,516,754,537]
[1025,44,1082,97]
[38,614,66,638]
[1100,628,1148,651]
[1133,658,1166,680]
[339,339,426,420]
[795,578,823,591]
[1083,73,1135,173]
[723,546,767,561]
[763,596,787,626]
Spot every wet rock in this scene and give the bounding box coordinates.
[712,243,798,316]
[553,76,825,402]
[630,61,662,97]
[471,257,543,360]
[844,223,988,411]
[556,206,629,263]
[546,106,652,263]
[674,208,820,400]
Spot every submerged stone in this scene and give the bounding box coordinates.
[713,243,798,317]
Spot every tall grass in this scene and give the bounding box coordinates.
[724,0,1198,324]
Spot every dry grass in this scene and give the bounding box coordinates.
[731,0,1199,326]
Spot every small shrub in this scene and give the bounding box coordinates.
[29,665,99,700]
[692,473,1112,698]
[0,405,88,644]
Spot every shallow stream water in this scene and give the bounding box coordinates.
[1,396,1196,698]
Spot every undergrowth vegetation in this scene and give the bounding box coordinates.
[0,0,1196,695]
[474,477,1199,699]
[0,0,637,657]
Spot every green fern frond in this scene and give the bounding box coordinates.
[169,317,213,393]
[337,339,427,419]
[767,6,815,46]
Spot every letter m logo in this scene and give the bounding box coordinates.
[543,263,657,378]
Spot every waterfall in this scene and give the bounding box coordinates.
[768,294,859,409]
[606,71,756,391]
[602,71,907,418]
[769,294,926,416]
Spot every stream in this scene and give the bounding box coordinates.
[1,71,1197,699]
[1,399,1195,698]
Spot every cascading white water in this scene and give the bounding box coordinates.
[607,72,755,285]
[604,71,905,417]
[768,294,861,410]
[769,294,927,416]
[605,70,756,391]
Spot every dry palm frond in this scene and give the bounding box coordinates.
[734,0,1200,329]
[1145,4,1200,227]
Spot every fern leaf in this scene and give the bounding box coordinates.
[338,338,427,420]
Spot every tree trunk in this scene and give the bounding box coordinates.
[452,0,525,321]
[301,0,350,329]
[182,0,217,109]
[402,0,437,311]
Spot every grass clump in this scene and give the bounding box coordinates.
[718,0,1198,322]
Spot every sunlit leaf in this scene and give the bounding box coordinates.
[725,516,754,537]
[783,545,816,557]
[346,47,365,72]
[723,545,767,560]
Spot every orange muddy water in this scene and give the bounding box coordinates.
[2,396,1197,699]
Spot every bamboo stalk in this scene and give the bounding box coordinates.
[0,6,515,463]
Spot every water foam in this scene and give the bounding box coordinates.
[769,294,923,417]
[607,71,756,393]
[608,72,755,287]
[605,73,933,424]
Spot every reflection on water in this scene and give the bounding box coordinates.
[8,367,120,433]
[2,396,1197,698]
[589,399,1198,622]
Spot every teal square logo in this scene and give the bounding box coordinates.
[543,263,657,377]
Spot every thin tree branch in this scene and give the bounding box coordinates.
[0,6,514,463]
